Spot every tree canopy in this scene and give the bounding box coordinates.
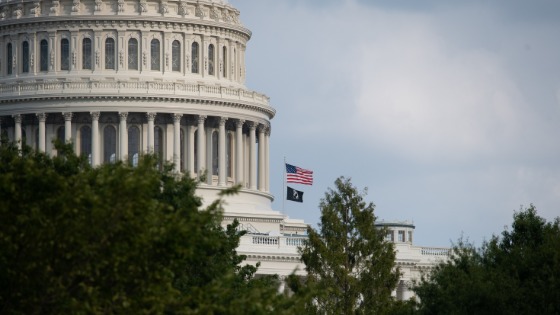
[414,205,560,315]
[297,177,400,315]
[0,141,297,314]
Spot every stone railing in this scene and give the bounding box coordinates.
[0,80,272,109]
[421,247,450,256]
[241,234,307,249]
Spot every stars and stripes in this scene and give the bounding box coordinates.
[285,163,313,185]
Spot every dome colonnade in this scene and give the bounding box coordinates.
[0,0,273,195]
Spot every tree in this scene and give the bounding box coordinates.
[414,205,560,315]
[0,140,298,314]
[298,177,400,315]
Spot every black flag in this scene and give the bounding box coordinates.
[287,186,303,203]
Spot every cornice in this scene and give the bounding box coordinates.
[0,17,251,41]
[0,0,251,39]
[244,254,302,263]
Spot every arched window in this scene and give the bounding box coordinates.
[60,38,70,70]
[128,38,138,70]
[128,126,140,166]
[56,126,65,143]
[80,126,92,165]
[180,128,185,171]
[193,129,198,172]
[172,40,180,72]
[212,131,218,176]
[222,46,227,78]
[105,38,115,70]
[208,44,215,75]
[40,40,48,71]
[82,38,92,70]
[22,41,29,73]
[6,43,12,75]
[151,39,160,71]
[226,133,233,178]
[191,42,199,74]
[103,125,117,163]
[154,126,163,169]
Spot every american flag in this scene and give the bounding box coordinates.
[285,163,313,185]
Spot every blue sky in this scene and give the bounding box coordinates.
[229,0,560,247]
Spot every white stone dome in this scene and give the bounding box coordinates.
[0,0,274,212]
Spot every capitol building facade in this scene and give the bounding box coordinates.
[0,0,447,300]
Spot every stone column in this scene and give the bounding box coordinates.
[197,115,206,177]
[206,124,213,185]
[119,112,128,161]
[63,112,73,143]
[235,119,244,185]
[187,122,195,177]
[265,126,270,192]
[249,122,257,190]
[146,112,156,153]
[258,125,265,191]
[218,117,227,186]
[172,113,182,173]
[13,114,22,150]
[91,112,100,166]
[36,113,47,152]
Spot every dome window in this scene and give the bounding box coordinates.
[105,38,115,70]
[128,38,138,70]
[172,40,181,72]
[61,38,70,70]
[151,39,160,71]
[40,40,48,71]
[22,42,29,73]
[82,38,92,70]
[191,42,199,73]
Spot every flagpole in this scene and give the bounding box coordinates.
[282,156,286,214]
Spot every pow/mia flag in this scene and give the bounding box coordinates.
[287,186,303,203]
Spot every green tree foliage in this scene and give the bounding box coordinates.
[0,141,297,314]
[414,205,560,315]
[297,177,400,315]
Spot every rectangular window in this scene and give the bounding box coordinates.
[398,230,405,242]
[385,231,394,242]
[408,231,413,243]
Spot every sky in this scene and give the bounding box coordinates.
[229,0,560,247]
